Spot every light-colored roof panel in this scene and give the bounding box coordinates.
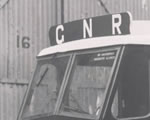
[38,35,150,57]
[131,21,150,35]
[38,21,150,57]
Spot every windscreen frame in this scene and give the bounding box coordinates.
[55,46,123,119]
[19,53,73,120]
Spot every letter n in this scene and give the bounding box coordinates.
[83,19,93,38]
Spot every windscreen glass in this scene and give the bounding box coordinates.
[60,48,119,117]
[22,55,70,118]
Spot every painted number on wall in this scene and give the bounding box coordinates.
[17,35,30,48]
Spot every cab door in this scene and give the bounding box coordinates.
[104,45,150,120]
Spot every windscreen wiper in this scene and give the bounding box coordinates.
[36,67,49,86]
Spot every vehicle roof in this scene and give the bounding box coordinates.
[38,21,150,57]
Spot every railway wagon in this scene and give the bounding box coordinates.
[17,12,150,120]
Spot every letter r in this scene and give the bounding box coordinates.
[112,14,122,35]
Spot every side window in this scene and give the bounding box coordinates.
[111,47,150,118]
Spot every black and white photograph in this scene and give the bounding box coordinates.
[0,0,150,120]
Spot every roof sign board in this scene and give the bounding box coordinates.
[49,12,132,46]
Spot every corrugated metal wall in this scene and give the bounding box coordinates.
[0,0,58,120]
[0,0,57,82]
[0,82,27,120]
[64,0,105,22]
[106,0,150,20]
[64,0,150,22]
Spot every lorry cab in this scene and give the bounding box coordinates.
[17,12,150,120]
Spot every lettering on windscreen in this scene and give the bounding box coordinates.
[94,52,116,61]
[89,50,116,66]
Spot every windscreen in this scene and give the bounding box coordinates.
[22,55,70,118]
[60,48,119,117]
